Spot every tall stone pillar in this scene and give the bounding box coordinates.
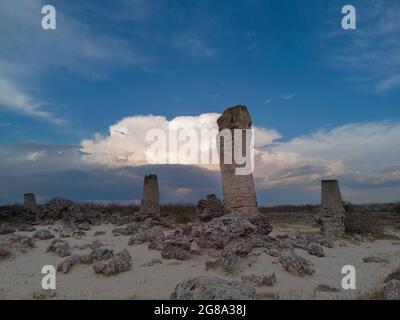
[24,193,37,211]
[319,180,345,237]
[139,175,160,219]
[217,105,258,214]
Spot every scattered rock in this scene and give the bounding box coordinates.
[315,284,340,292]
[57,255,81,273]
[279,251,315,276]
[383,280,400,300]
[221,248,239,274]
[307,243,325,257]
[171,276,256,300]
[34,229,54,240]
[363,256,390,264]
[0,224,16,235]
[196,194,229,222]
[205,259,221,270]
[7,234,35,248]
[93,249,132,276]
[47,239,71,257]
[90,248,114,261]
[32,289,56,300]
[141,258,162,267]
[0,247,12,261]
[94,231,106,237]
[384,268,400,283]
[112,224,139,236]
[128,226,165,247]
[241,273,277,287]
[161,240,192,260]
[77,223,91,231]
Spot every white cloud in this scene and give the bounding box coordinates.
[0,77,64,125]
[80,113,400,200]
[321,1,400,93]
[80,112,281,169]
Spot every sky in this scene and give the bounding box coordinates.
[0,0,399,205]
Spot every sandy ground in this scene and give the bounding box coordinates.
[0,223,399,300]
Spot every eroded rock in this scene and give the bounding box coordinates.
[171,276,256,300]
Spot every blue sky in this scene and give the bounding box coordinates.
[0,0,399,205]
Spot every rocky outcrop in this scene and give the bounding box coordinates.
[279,251,315,276]
[171,276,256,300]
[196,194,229,221]
[198,212,272,250]
[307,243,325,257]
[47,239,71,257]
[161,239,192,260]
[57,255,81,273]
[93,249,132,276]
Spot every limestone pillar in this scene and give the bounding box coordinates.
[319,180,345,237]
[139,175,160,219]
[24,193,37,211]
[217,105,258,214]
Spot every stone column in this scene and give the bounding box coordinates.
[139,175,160,219]
[24,193,37,211]
[319,180,345,237]
[217,105,258,214]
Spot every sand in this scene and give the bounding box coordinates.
[0,223,399,300]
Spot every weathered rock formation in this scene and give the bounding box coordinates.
[24,193,37,211]
[217,105,258,214]
[317,180,346,238]
[196,194,230,221]
[139,175,160,219]
[170,276,256,300]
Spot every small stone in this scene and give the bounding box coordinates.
[57,255,80,273]
[161,240,192,261]
[47,239,71,257]
[141,258,162,267]
[307,243,325,257]
[363,256,390,264]
[171,276,256,300]
[93,249,132,276]
[94,231,106,237]
[34,229,54,240]
[0,247,12,261]
[383,280,400,300]
[32,289,56,300]
[90,248,114,261]
[279,251,315,277]
[0,225,16,235]
[315,284,340,292]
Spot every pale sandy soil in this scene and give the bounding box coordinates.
[0,223,399,300]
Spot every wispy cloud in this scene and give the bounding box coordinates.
[0,76,64,126]
[321,0,400,93]
[172,32,216,59]
[264,94,295,104]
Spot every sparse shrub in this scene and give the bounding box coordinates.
[393,202,400,214]
[344,213,377,235]
[161,203,197,224]
[343,201,354,213]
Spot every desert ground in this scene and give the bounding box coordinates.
[1,201,399,300]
